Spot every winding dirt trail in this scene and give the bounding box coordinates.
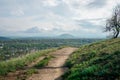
[27,47,77,80]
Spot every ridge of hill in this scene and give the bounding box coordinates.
[63,38,120,80]
[0,36,10,40]
[57,34,74,39]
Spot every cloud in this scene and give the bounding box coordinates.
[87,0,108,8]
[74,18,106,36]
[76,18,106,27]
[42,0,60,7]
[0,0,120,38]
[10,7,24,16]
[23,26,40,33]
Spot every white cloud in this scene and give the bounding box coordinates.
[89,19,106,26]
[10,7,24,16]
[63,0,94,7]
[63,0,120,20]
[42,0,60,7]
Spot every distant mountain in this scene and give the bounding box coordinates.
[0,37,10,40]
[24,27,40,33]
[57,34,74,39]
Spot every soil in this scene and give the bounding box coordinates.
[27,47,77,80]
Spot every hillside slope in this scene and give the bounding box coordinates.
[0,36,10,40]
[63,38,120,80]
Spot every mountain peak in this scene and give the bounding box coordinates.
[58,33,74,38]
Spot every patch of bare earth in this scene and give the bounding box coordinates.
[27,47,77,80]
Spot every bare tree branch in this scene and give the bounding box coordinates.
[105,4,120,38]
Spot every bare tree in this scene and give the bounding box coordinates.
[105,5,120,38]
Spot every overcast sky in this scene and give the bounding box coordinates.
[0,0,120,38]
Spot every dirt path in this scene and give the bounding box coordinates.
[27,47,77,80]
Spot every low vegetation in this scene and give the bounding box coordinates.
[17,68,38,80]
[63,38,120,80]
[0,48,56,76]
[34,55,54,68]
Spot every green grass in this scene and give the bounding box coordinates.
[34,55,54,68]
[0,48,57,76]
[16,68,38,80]
[25,68,38,76]
[63,38,120,80]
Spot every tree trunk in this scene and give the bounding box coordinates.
[114,30,119,38]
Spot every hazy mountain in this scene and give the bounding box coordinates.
[0,36,10,40]
[57,34,74,39]
[23,27,40,33]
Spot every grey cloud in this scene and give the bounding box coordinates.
[23,26,40,33]
[75,18,105,29]
[78,20,97,29]
[49,1,74,17]
[87,0,108,8]
[76,18,106,21]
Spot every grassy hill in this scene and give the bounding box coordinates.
[63,38,120,80]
